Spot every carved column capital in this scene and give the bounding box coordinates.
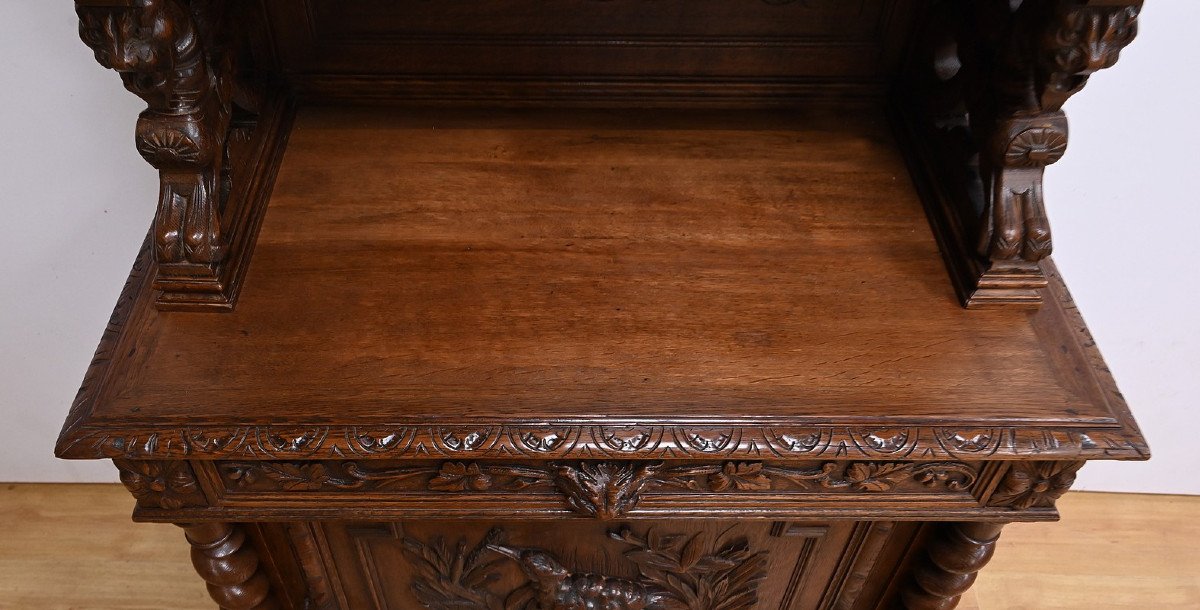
[78,0,230,264]
[980,0,1141,266]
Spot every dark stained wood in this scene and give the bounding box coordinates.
[75,0,292,310]
[262,0,922,106]
[313,520,863,610]
[899,522,1006,610]
[179,521,280,610]
[894,0,1144,307]
[59,2,1150,608]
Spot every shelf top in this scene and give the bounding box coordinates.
[57,107,1146,462]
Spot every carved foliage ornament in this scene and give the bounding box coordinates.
[61,423,1147,460]
[402,527,767,610]
[988,460,1083,509]
[221,459,979,518]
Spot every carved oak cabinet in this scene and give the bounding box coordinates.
[59,1,1149,609]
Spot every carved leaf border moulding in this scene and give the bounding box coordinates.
[62,423,1147,461]
[118,458,1080,515]
[215,459,978,519]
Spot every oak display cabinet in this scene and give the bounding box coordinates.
[60,1,1148,609]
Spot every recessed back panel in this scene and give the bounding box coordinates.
[263,0,923,105]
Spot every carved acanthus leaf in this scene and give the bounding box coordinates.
[989,460,1084,509]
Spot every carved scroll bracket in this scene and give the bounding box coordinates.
[902,0,1142,307]
[77,0,287,310]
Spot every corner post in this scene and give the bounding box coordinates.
[76,0,288,310]
[899,522,1006,610]
[178,522,282,610]
[898,0,1142,307]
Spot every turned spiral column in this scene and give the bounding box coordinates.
[899,521,1005,610]
[179,522,280,610]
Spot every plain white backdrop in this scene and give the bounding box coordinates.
[1,1,1196,493]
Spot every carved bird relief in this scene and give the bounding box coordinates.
[487,543,666,610]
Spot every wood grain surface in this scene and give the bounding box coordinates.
[73,108,1123,428]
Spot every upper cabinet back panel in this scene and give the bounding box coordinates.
[264,0,922,105]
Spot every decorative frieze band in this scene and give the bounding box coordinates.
[217,459,981,519]
[114,458,1083,517]
[64,423,1147,461]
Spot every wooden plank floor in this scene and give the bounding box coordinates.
[0,484,1196,609]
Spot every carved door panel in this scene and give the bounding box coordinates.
[300,520,904,610]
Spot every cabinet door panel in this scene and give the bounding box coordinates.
[304,520,902,609]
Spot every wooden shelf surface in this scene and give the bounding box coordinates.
[57,107,1146,460]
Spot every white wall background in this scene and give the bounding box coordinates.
[1,1,1196,493]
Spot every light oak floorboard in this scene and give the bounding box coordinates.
[0,484,1195,609]
[974,492,1200,609]
[0,483,210,610]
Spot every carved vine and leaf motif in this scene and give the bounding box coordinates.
[401,527,767,610]
[403,528,509,610]
[610,528,767,610]
[988,460,1083,509]
[220,459,979,518]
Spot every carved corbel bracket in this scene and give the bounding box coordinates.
[114,458,208,510]
[897,0,1141,307]
[987,460,1084,510]
[77,0,289,311]
[979,112,1067,264]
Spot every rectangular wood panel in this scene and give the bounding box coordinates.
[305,520,903,609]
[263,0,921,104]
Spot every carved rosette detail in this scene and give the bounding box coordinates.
[989,460,1084,509]
[402,527,767,610]
[1004,127,1069,167]
[114,459,206,510]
